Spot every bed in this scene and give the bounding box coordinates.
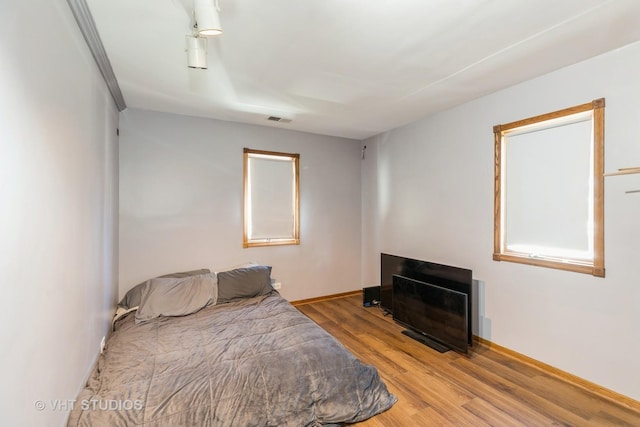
[67,266,396,426]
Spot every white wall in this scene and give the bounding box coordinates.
[0,1,119,425]
[362,41,640,400]
[119,108,361,302]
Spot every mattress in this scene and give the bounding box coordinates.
[67,292,396,426]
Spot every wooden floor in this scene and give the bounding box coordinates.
[295,294,640,427]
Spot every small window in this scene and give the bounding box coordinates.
[243,148,300,248]
[493,99,605,277]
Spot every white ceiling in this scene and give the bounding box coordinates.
[85,0,640,140]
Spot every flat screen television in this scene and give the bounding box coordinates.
[380,253,472,352]
[393,275,469,354]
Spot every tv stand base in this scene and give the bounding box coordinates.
[401,329,450,353]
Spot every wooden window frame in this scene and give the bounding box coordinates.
[243,148,300,248]
[493,98,605,277]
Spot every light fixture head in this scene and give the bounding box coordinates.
[186,36,207,69]
[194,0,223,36]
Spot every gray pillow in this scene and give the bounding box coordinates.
[134,273,218,324]
[217,265,273,303]
[118,269,211,309]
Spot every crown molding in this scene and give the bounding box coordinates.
[66,0,126,111]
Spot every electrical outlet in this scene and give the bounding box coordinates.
[272,282,282,290]
[100,336,106,354]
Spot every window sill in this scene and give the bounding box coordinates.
[243,239,300,248]
[493,252,604,277]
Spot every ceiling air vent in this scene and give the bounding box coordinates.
[267,116,292,123]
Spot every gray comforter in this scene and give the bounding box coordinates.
[67,292,396,426]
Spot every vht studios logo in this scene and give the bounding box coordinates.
[34,399,143,411]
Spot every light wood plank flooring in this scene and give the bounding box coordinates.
[295,294,640,427]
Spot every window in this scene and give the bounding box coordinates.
[243,148,300,248]
[493,99,605,277]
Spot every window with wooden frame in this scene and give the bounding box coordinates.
[493,98,605,277]
[243,148,300,248]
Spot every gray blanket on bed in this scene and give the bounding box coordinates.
[67,292,396,426]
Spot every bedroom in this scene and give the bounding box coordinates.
[1,0,639,425]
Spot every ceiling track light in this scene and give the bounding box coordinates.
[186,35,207,69]
[194,0,223,36]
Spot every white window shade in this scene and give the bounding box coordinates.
[248,157,295,240]
[504,116,593,260]
[244,148,299,248]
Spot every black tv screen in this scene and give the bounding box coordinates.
[381,254,471,309]
[380,253,406,312]
[381,253,473,348]
[393,275,469,354]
